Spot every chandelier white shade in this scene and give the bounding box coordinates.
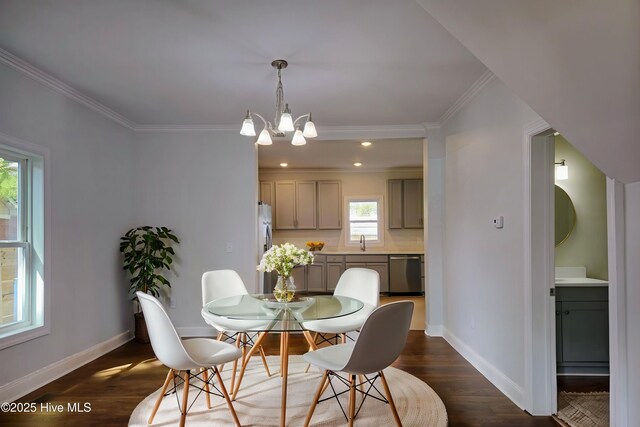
[240,60,317,146]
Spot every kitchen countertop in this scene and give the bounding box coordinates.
[555,277,608,287]
[312,251,424,255]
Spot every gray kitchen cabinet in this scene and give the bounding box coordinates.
[317,181,342,229]
[556,287,609,374]
[307,262,325,293]
[274,180,316,230]
[326,255,345,292]
[387,179,423,229]
[387,179,403,229]
[291,265,306,292]
[345,254,389,294]
[403,179,423,228]
[260,181,274,207]
[295,181,317,229]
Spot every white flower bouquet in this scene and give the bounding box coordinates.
[257,242,314,278]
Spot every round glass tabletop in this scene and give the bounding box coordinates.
[203,294,364,332]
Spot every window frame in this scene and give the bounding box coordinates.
[0,135,49,350]
[344,195,384,247]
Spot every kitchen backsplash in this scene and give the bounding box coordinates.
[272,229,424,253]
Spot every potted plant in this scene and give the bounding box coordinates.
[119,226,180,342]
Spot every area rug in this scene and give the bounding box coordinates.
[129,355,448,426]
[556,391,609,427]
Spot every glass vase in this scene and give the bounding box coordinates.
[273,275,296,302]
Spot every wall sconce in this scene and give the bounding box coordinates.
[555,159,568,181]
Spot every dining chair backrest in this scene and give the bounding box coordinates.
[342,301,414,375]
[202,270,249,306]
[333,268,380,307]
[137,292,196,370]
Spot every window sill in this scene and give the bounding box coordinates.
[0,324,49,351]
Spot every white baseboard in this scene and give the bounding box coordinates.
[0,330,133,403]
[443,328,525,409]
[177,326,218,338]
[426,324,443,336]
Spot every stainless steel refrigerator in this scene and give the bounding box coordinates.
[257,203,275,293]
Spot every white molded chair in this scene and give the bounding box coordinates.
[137,292,242,427]
[200,270,271,388]
[302,268,380,344]
[303,301,414,427]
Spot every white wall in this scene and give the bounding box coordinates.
[133,131,258,332]
[440,77,540,406]
[624,181,640,423]
[259,168,424,253]
[0,64,136,387]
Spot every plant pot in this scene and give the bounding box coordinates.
[134,312,150,343]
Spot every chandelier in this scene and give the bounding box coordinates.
[240,59,317,146]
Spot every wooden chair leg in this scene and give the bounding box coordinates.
[148,368,173,424]
[230,334,242,391]
[379,370,402,427]
[258,345,271,377]
[304,370,329,427]
[202,368,211,409]
[216,331,225,373]
[342,333,347,344]
[179,370,190,427]
[348,374,356,427]
[214,367,242,427]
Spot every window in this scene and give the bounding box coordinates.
[0,142,46,347]
[346,196,383,245]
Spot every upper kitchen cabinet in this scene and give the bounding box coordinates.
[403,179,424,228]
[388,180,403,229]
[317,181,342,230]
[260,181,274,206]
[387,179,424,229]
[274,180,316,229]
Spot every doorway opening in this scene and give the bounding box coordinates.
[525,123,612,425]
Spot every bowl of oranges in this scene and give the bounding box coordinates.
[306,241,325,252]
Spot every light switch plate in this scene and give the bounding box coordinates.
[493,216,504,229]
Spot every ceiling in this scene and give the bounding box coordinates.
[0,0,487,127]
[258,138,423,170]
[418,0,640,183]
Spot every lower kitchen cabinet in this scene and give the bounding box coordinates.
[345,255,389,293]
[307,260,326,293]
[556,286,609,374]
[291,265,306,292]
[326,261,345,292]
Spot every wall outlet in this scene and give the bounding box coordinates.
[493,215,504,229]
[226,242,233,253]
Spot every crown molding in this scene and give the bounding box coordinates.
[438,70,496,125]
[0,47,136,130]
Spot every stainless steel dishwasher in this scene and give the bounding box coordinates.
[389,255,423,295]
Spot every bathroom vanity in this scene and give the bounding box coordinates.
[555,267,609,375]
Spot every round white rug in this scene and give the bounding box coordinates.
[129,355,447,426]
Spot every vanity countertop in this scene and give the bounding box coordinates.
[555,277,608,287]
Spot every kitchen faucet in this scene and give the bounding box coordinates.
[359,234,366,252]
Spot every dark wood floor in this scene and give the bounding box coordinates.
[0,332,559,426]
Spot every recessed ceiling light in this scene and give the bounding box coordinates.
[361,141,372,147]
[553,132,560,136]
[280,163,288,167]
[353,162,362,167]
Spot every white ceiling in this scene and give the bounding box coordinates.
[258,138,423,170]
[0,0,487,127]
[418,0,640,183]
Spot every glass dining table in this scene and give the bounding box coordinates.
[202,293,364,427]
